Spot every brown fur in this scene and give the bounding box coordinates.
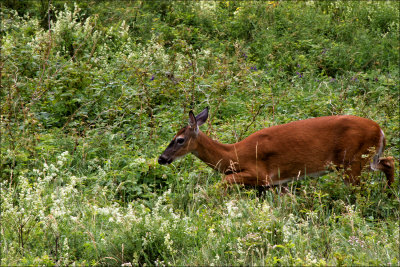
[159,114,395,187]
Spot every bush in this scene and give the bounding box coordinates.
[1,1,398,265]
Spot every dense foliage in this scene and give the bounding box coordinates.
[1,1,399,265]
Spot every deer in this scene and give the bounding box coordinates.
[158,107,395,188]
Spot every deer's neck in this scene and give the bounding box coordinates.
[193,131,236,173]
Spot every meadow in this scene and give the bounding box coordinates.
[1,1,399,265]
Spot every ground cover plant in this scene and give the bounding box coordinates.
[1,1,399,265]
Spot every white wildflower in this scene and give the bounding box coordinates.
[305,252,317,265]
[164,233,175,253]
[261,202,270,213]
[226,200,242,218]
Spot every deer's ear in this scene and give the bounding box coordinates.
[195,107,209,127]
[189,110,197,129]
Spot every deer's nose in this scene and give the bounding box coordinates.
[158,155,168,165]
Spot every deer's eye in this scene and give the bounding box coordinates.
[176,138,185,144]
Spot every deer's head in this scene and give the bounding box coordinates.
[158,107,208,165]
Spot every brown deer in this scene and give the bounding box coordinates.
[158,107,394,187]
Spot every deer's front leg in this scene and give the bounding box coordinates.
[223,171,264,186]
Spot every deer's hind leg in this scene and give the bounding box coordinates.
[373,156,395,187]
[343,161,363,186]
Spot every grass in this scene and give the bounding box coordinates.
[1,1,399,265]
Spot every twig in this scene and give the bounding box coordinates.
[239,104,264,140]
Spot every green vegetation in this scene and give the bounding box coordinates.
[1,1,399,265]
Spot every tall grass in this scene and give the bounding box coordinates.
[1,1,399,265]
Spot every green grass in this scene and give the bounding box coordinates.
[1,1,399,265]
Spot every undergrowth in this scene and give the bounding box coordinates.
[1,1,399,265]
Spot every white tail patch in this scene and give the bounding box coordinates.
[370,129,385,171]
